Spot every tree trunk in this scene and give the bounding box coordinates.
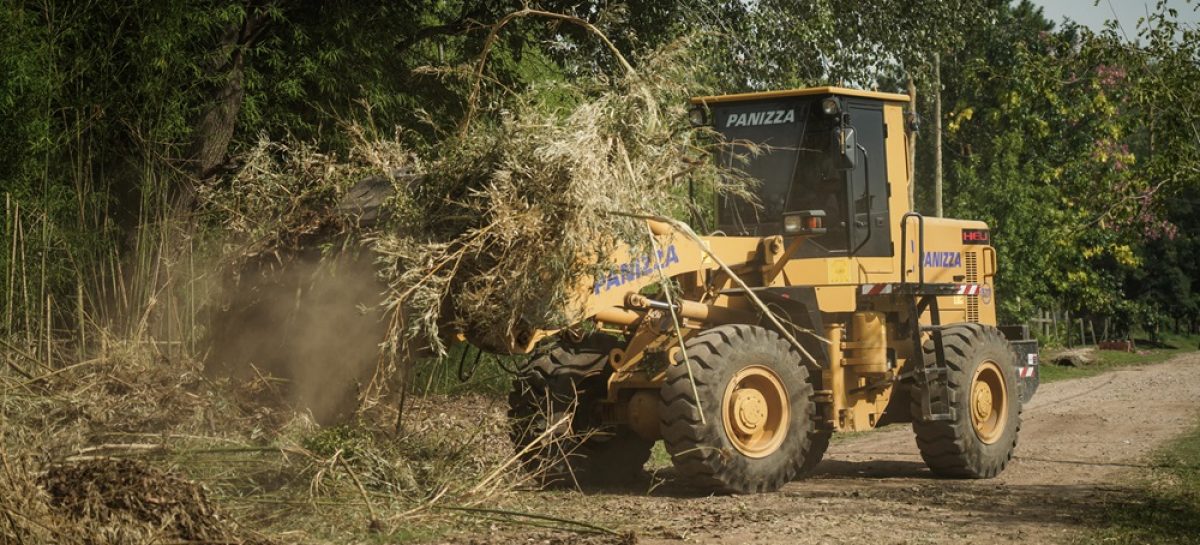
[190,56,245,180]
[1064,309,1071,348]
[184,7,270,202]
[933,52,943,218]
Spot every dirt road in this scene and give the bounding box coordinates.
[481,352,1200,545]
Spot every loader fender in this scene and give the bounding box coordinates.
[1009,339,1040,403]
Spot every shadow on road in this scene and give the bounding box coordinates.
[556,458,1200,544]
[809,458,930,479]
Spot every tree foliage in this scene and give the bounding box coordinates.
[1,0,1198,342]
[933,0,1200,329]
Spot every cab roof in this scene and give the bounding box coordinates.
[690,86,911,105]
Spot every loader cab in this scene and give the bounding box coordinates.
[692,87,901,258]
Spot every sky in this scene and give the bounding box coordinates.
[1030,0,1200,37]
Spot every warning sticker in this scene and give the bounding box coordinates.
[827,259,851,283]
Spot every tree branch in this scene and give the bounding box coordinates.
[459,8,636,136]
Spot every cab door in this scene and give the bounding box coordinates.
[846,100,892,258]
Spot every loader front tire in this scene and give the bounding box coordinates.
[508,335,652,487]
[659,325,819,494]
[797,431,831,477]
[911,324,1021,478]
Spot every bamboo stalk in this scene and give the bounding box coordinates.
[115,249,128,330]
[5,193,12,335]
[188,236,195,354]
[0,338,43,377]
[337,454,379,525]
[466,413,571,497]
[76,276,85,360]
[16,356,105,388]
[17,203,30,348]
[40,200,49,362]
[44,295,52,369]
[645,221,704,425]
[0,341,36,381]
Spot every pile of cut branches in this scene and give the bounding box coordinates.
[375,36,750,355]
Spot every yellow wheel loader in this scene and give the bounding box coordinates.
[499,87,1040,493]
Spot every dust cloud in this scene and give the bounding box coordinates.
[203,247,389,424]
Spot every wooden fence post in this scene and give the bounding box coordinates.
[1064,309,1071,348]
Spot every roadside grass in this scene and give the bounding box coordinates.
[1084,419,1200,544]
[1039,332,1200,383]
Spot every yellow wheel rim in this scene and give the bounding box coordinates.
[970,360,1008,444]
[722,365,789,458]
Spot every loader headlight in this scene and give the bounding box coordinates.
[783,215,803,233]
[820,98,841,116]
[783,211,826,235]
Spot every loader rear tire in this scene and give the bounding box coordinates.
[911,324,1021,478]
[659,325,819,494]
[508,335,652,487]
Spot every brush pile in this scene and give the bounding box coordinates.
[27,458,262,545]
[0,344,279,544]
[0,338,518,543]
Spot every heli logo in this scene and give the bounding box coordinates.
[594,245,681,294]
[962,228,990,245]
[725,109,796,128]
[924,251,962,268]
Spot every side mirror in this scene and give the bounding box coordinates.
[835,127,857,170]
